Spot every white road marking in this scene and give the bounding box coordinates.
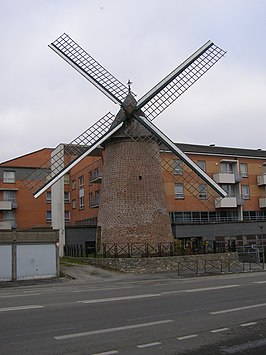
[185,285,240,293]
[210,327,230,333]
[77,294,160,304]
[92,351,118,355]
[0,293,40,298]
[54,319,174,340]
[177,334,198,340]
[137,342,161,348]
[71,286,133,293]
[253,281,266,284]
[0,305,43,312]
[240,322,257,327]
[211,302,266,314]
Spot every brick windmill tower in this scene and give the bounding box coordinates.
[25,34,227,251]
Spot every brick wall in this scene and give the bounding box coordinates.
[97,137,173,245]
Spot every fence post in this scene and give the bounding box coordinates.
[103,244,106,258]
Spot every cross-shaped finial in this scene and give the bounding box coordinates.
[127,79,132,92]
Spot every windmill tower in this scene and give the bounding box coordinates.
[24,34,227,252]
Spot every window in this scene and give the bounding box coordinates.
[89,192,93,208]
[72,180,76,190]
[95,190,100,205]
[72,199,76,209]
[64,174,70,185]
[240,163,248,177]
[198,184,208,200]
[79,196,84,210]
[46,191,51,203]
[221,184,236,197]
[220,162,234,174]
[3,171,15,183]
[79,176,84,209]
[197,160,206,171]
[263,164,266,175]
[46,210,51,223]
[78,176,84,189]
[173,160,183,175]
[3,190,16,202]
[242,185,250,199]
[65,211,70,222]
[174,183,184,199]
[64,192,70,203]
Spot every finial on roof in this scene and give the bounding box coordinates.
[127,79,132,92]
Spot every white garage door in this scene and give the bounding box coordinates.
[0,245,12,281]
[16,244,57,280]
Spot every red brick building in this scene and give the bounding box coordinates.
[1,144,266,242]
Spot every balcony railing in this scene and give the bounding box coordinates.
[215,196,237,209]
[90,197,100,208]
[0,200,17,210]
[89,169,103,184]
[213,173,236,184]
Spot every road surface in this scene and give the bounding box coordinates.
[0,268,266,354]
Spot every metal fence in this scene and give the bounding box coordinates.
[64,240,236,259]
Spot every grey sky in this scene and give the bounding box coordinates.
[1,0,265,163]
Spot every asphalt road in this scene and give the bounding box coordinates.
[1,268,266,354]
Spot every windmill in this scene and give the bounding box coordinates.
[24,33,227,252]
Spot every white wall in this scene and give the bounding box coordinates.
[0,245,12,281]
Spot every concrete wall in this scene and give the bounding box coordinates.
[0,229,59,281]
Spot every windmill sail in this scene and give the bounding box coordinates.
[136,41,226,121]
[23,112,117,196]
[49,33,130,104]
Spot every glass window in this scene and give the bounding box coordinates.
[221,184,236,197]
[46,191,51,203]
[242,185,250,199]
[72,199,76,209]
[198,184,208,200]
[78,176,84,189]
[220,162,234,174]
[46,210,51,222]
[3,190,16,202]
[64,192,70,203]
[64,174,70,185]
[79,196,84,210]
[197,160,206,171]
[173,160,183,175]
[3,171,15,183]
[72,180,76,190]
[240,163,248,177]
[174,183,184,199]
[64,211,70,222]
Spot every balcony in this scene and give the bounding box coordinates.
[213,173,235,184]
[0,221,12,229]
[0,201,12,210]
[89,169,103,184]
[0,200,17,210]
[259,198,266,208]
[215,196,237,208]
[257,175,266,186]
[90,197,100,208]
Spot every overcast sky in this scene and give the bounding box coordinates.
[1,0,265,163]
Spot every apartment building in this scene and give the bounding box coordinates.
[1,144,266,241]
